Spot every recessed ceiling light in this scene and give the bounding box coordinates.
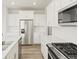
[33,2,36,5]
[11,2,15,5]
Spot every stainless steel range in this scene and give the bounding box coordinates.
[47,43,77,59]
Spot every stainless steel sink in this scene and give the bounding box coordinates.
[2,41,13,51]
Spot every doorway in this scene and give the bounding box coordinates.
[19,19,33,45]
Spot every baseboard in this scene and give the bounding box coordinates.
[21,44,41,46]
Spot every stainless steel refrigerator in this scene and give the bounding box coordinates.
[20,20,33,44]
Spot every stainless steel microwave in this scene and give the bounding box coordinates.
[58,2,77,25]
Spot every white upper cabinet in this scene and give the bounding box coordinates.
[34,14,46,26]
[19,11,34,19]
[56,0,62,11]
[8,14,19,26]
[7,14,19,35]
[57,0,77,11]
[61,0,77,9]
[47,1,55,26]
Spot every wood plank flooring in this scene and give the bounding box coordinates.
[21,45,44,59]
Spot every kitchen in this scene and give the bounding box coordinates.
[2,0,77,59]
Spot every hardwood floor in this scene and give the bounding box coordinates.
[21,45,44,59]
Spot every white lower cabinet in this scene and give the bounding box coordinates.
[5,43,18,59]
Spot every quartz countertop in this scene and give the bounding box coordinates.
[2,35,22,59]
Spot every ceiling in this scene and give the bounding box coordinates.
[6,0,52,10]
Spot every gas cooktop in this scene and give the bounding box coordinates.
[52,43,77,59]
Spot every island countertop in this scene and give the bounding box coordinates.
[2,35,22,59]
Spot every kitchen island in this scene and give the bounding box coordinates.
[2,35,22,59]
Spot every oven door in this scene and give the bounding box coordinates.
[48,49,59,59]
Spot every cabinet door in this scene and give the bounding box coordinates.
[6,53,14,59]
[8,14,19,26]
[47,1,55,26]
[8,14,19,35]
[69,0,77,4]
[5,43,18,59]
[61,0,70,8]
[34,14,46,26]
[19,11,34,19]
[61,0,76,9]
[57,0,62,10]
[6,53,17,59]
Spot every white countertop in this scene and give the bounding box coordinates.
[2,35,22,59]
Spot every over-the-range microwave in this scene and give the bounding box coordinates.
[58,2,77,25]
